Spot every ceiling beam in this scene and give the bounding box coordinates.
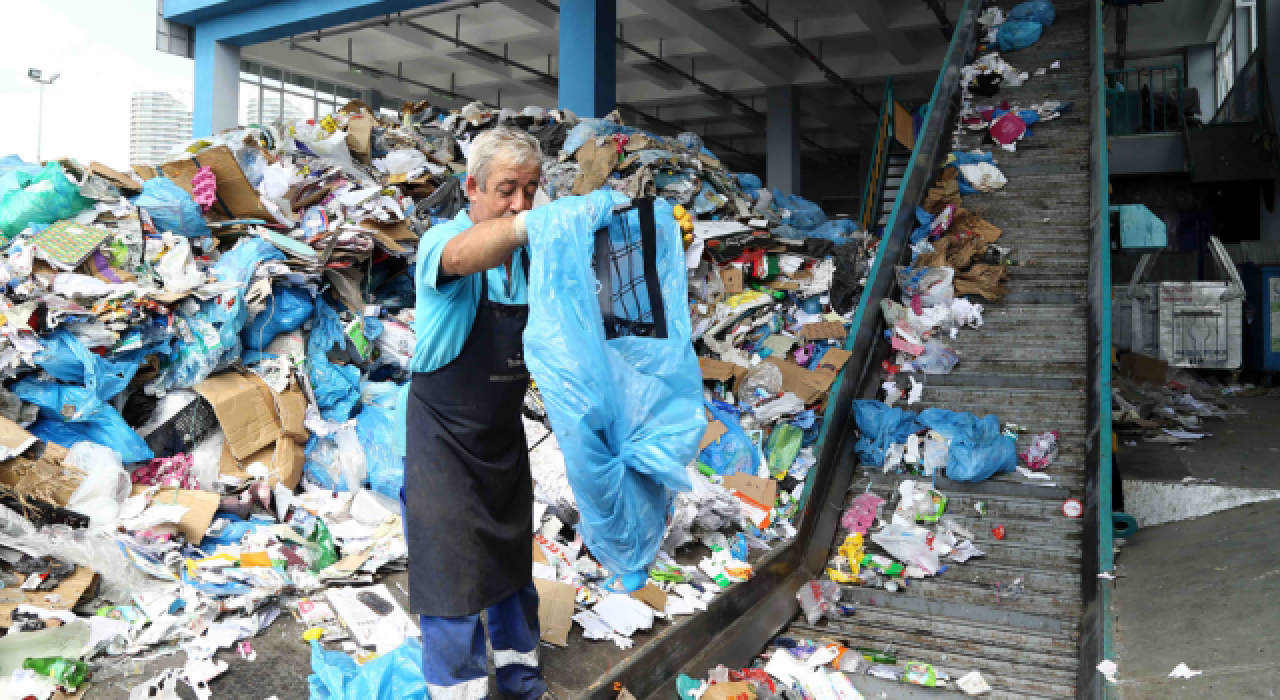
[491,0,559,30]
[626,0,793,86]
[837,0,920,66]
[247,42,467,108]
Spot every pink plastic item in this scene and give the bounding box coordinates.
[841,492,885,535]
[131,453,200,490]
[989,113,1027,146]
[190,166,218,212]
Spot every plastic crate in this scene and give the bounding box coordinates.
[143,394,218,458]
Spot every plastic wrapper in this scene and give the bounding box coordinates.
[795,579,841,624]
[64,442,130,530]
[765,423,803,478]
[698,402,757,477]
[753,392,804,424]
[1008,0,1055,25]
[996,20,1043,51]
[0,517,166,602]
[523,190,703,585]
[913,339,960,374]
[0,162,92,240]
[840,492,884,534]
[917,407,1017,482]
[737,363,782,404]
[898,266,954,307]
[1021,430,1059,470]
[871,522,941,575]
[33,329,137,401]
[380,149,429,176]
[307,639,426,700]
[131,177,211,238]
[242,286,314,353]
[14,379,154,464]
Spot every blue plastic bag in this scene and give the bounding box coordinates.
[735,172,763,195]
[33,329,137,401]
[772,190,828,231]
[561,119,644,156]
[131,177,211,238]
[1008,0,1055,25]
[524,191,703,587]
[805,218,860,242]
[908,207,935,244]
[14,379,153,464]
[307,640,425,700]
[996,20,1044,51]
[852,400,925,468]
[0,162,92,240]
[917,408,1018,482]
[242,286,314,352]
[307,296,361,422]
[357,404,402,499]
[698,401,759,476]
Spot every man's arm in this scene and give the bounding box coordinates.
[440,211,529,277]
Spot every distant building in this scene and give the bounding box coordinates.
[129,91,192,166]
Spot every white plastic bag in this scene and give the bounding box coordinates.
[333,426,368,492]
[919,267,955,307]
[379,149,428,176]
[871,522,941,575]
[65,442,131,529]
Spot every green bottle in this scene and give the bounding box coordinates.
[23,657,90,691]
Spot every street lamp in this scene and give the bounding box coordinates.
[28,69,61,163]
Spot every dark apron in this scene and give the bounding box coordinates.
[404,252,533,616]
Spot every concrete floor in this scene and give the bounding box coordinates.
[1114,394,1280,699]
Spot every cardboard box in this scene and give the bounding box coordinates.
[532,578,576,646]
[721,268,744,295]
[798,322,848,342]
[723,473,778,508]
[346,112,374,164]
[762,348,850,403]
[155,146,273,221]
[699,357,746,384]
[702,681,754,700]
[0,417,37,461]
[629,583,669,612]
[88,161,143,195]
[128,486,220,545]
[1119,352,1169,386]
[197,371,283,460]
[220,438,304,490]
[274,388,309,445]
[0,566,98,628]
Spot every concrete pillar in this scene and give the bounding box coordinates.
[193,32,240,137]
[766,85,800,195]
[367,89,384,112]
[558,0,616,118]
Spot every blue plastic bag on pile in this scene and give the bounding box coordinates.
[917,408,1017,482]
[242,285,314,355]
[162,237,283,389]
[131,177,211,238]
[908,207,935,244]
[307,640,425,700]
[852,400,924,468]
[34,329,137,401]
[996,20,1044,51]
[523,190,703,589]
[357,403,402,499]
[0,156,45,200]
[698,401,759,476]
[948,152,996,195]
[307,295,362,422]
[806,218,860,242]
[735,173,763,196]
[0,162,92,240]
[1008,0,1055,25]
[14,379,153,464]
[772,189,828,231]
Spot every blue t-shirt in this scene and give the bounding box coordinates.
[393,211,530,456]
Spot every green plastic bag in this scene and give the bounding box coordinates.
[0,163,91,240]
[766,423,803,478]
[308,519,339,573]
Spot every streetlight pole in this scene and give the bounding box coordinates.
[27,69,60,163]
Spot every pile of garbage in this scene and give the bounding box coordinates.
[1114,369,1247,448]
[977,0,1056,53]
[0,93,871,696]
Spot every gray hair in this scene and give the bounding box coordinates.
[467,126,542,191]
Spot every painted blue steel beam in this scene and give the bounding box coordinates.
[558,0,616,118]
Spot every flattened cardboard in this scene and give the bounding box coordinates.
[346,113,374,164]
[699,408,729,452]
[128,486,220,545]
[1120,352,1168,386]
[699,357,745,383]
[723,473,778,508]
[799,322,848,341]
[721,268,744,294]
[702,681,753,700]
[88,161,143,195]
[220,438,304,490]
[0,566,98,628]
[156,146,273,221]
[532,578,576,646]
[810,348,851,390]
[763,357,826,403]
[197,372,282,460]
[630,583,669,612]
[274,388,309,444]
[533,538,549,565]
[0,417,37,461]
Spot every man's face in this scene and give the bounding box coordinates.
[466,156,541,224]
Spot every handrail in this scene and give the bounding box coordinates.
[1083,0,1117,696]
[858,78,895,234]
[1212,48,1262,123]
[1105,64,1184,134]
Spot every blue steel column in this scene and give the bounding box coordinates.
[558,0,616,118]
[766,85,800,195]
[193,31,241,137]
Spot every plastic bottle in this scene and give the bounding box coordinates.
[860,552,905,577]
[795,579,840,624]
[23,658,90,691]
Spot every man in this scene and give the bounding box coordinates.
[402,126,547,700]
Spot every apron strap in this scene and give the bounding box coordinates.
[593,226,617,336]
[592,198,668,340]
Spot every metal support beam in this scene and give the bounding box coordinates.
[559,0,616,116]
[193,34,240,136]
[767,85,801,194]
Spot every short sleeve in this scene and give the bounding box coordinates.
[415,212,472,293]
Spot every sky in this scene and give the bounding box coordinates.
[0,0,194,168]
